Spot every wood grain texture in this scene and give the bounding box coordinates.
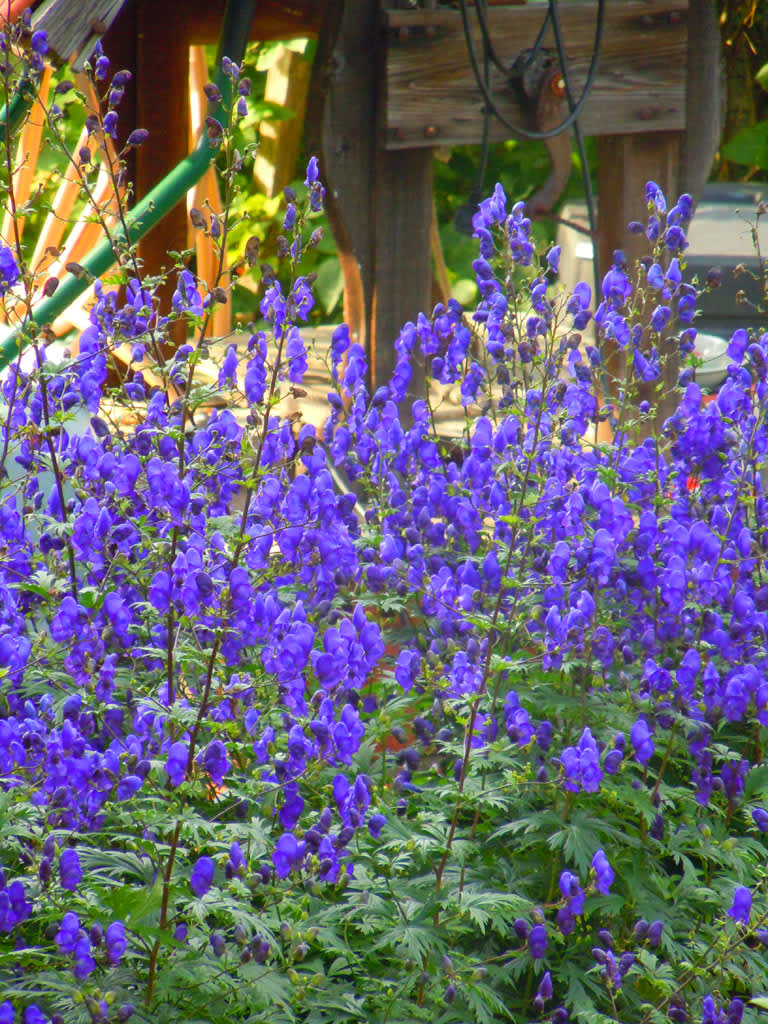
[384,0,688,149]
[31,0,125,63]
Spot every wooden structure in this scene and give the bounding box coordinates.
[308,0,721,407]
[8,0,721,411]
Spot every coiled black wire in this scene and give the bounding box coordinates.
[457,0,608,388]
[458,0,606,142]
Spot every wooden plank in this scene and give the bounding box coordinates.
[31,0,126,64]
[597,131,682,429]
[253,43,313,199]
[384,0,688,149]
[372,148,432,398]
[306,0,378,357]
[136,0,190,351]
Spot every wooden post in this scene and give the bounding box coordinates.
[136,0,190,346]
[597,132,682,426]
[307,0,433,398]
[596,0,721,431]
[372,149,431,397]
[306,0,377,361]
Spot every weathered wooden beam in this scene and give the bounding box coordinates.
[384,0,687,149]
[31,0,126,65]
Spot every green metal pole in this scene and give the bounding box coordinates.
[0,71,35,137]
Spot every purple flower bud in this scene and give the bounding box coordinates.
[105,921,126,964]
[305,156,319,186]
[728,886,751,924]
[31,30,48,55]
[618,952,635,976]
[727,998,744,1024]
[528,923,548,959]
[190,856,215,897]
[126,129,149,148]
[536,970,553,1002]
[59,849,82,891]
[592,849,614,895]
[647,919,663,947]
[103,110,118,138]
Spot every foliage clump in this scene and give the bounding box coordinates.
[0,16,768,1024]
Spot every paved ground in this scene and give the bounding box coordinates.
[197,324,472,440]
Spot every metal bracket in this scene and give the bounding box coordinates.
[507,47,562,120]
[507,49,572,216]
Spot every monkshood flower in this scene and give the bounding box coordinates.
[558,871,584,934]
[165,742,188,787]
[646,180,667,214]
[728,886,751,924]
[0,879,31,932]
[528,924,548,959]
[0,245,20,296]
[561,728,603,793]
[59,848,82,891]
[702,996,727,1024]
[55,911,80,953]
[630,719,654,765]
[273,834,304,879]
[172,269,204,316]
[601,263,632,307]
[592,849,614,895]
[200,739,229,786]
[190,856,215,897]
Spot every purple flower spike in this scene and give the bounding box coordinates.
[190,856,215,897]
[647,919,663,948]
[105,921,126,964]
[630,719,654,765]
[59,849,82,891]
[728,886,751,924]
[165,742,188,787]
[528,923,548,959]
[592,849,614,895]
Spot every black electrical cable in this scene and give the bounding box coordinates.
[471,0,510,74]
[454,0,493,233]
[547,0,611,401]
[458,0,605,142]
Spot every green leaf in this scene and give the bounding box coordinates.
[721,121,768,170]
[756,62,768,92]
